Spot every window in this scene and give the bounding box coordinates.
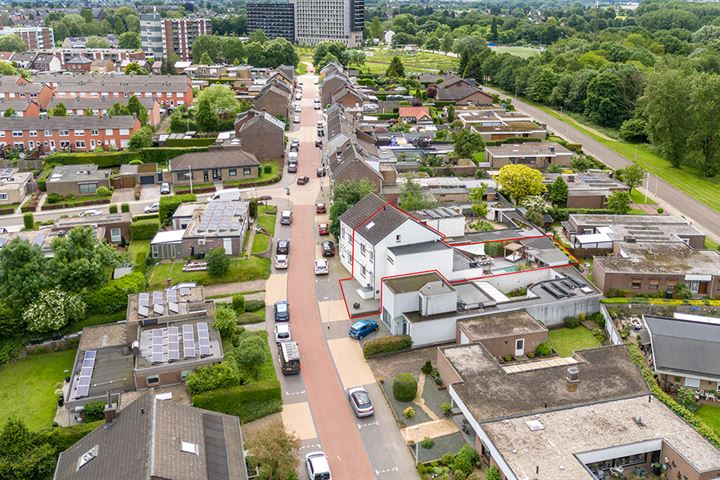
[79,183,97,194]
[110,228,121,243]
[146,375,160,386]
[649,279,659,290]
[74,129,84,136]
[180,441,198,455]
[59,130,69,136]
[91,129,98,136]
[396,234,401,243]
[29,130,37,137]
[105,129,114,135]
[631,279,642,289]
[360,244,366,256]
[684,377,700,389]
[243,167,251,176]
[12,131,22,137]
[361,266,366,276]
[60,141,70,148]
[75,141,86,149]
[0,131,4,137]
[0,193,7,201]
[120,129,129,136]
[229,168,237,176]
[176,171,190,181]
[44,129,51,136]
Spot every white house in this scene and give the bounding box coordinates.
[384,30,395,45]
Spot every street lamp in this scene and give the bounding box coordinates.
[188,165,193,195]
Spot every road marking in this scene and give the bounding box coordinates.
[375,467,399,476]
[285,390,306,396]
[299,443,322,451]
[357,420,379,429]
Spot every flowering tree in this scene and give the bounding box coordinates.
[24,288,86,333]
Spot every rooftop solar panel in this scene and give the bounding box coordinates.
[168,326,179,335]
[76,385,90,398]
[200,345,212,357]
[153,291,164,303]
[168,302,179,313]
[138,305,149,317]
[139,292,150,306]
[82,358,95,369]
[184,346,196,359]
[80,366,93,377]
[153,303,164,315]
[78,376,91,388]
[168,349,180,362]
[166,289,177,303]
[84,350,97,360]
[197,322,208,332]
[179,287,191,296]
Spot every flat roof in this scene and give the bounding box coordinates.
[67,345,135,403]
[78,323,127,351]
[384,272,452,294]
[595,242,720,275]
[387,241,451,256]
[568,214,705,242]
[485,142,572,157]
[446,344,647,422]
[49,164,110,183]
[458,310,546,341]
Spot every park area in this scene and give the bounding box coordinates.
[363,48,459,74]
[490,45,541,58]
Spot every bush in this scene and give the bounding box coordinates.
[46,192,62,204]
[130,219,160,240]
[214,305,240,342]
[236,335,267,380]
[245,299,265,312]
[502,354,513,362]
[159,193,197,225]
[121,203,130,213]
[186,358,242,395]
[421,360,433,375]
[393,373,417,402]
[420,437,434,449]
[191,379,282,423]
[619,118,648,143]
[440,402,452,416]
[237,312,264,324]
[592,327,606,343]
[402,406,416,418]
[206,247,229,277]
[453,445,479,476]
[486,466,501,480]
[83,402,106,422]
[563,316,581,328]
[232,294,246,313]
[164,137,217,147]
[363,334,412,358]
[95,186,112,197]
[84,272,147,314]
[109,204,118,214]
[263,164,272,174]
[536,342,552,356]
[23,212,34,229]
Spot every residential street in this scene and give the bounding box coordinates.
[481,86,720,242]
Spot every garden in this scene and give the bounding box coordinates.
[548,326,602,357]
[145,256,271,290]
[251,204,277,255]
[363,48,459,75]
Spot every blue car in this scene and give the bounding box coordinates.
[274,301,290,322]
[348,319,378,339]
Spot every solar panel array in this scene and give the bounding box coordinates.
[196,201,244,234]
[138,289,192,318]
[76,350,97,398]
[198,322,212,357]
[183,324,196,359]
[168,326,180,362]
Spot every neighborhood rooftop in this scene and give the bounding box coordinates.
[565,214,705,242]
[458,310,547,342]
[595,242,720,274]
[170,148,259,171]
[384,271,453,294]
[48,164,110,183]
[0,115,139,129]
[484,142,572,157]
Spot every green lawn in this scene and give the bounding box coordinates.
[548,327,601,357]
[0,350,77,430]
[491,45,541,59]
[251,234,270,254]
[252,210,277,254]
[696,404,720,436]
[629,189,657,205]
[362,48,459,74]
[128,240,150,266]
[146,256,270,290]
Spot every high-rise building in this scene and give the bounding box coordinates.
[140,13,210,62]
[294,0,364,47]
[247,2,296,43]
[0,27,54,49]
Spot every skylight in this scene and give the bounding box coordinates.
[181,441,199,455]
[365,221,375,229]
[76,445,98,470]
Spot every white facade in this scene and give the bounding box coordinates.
[386,245,454,279]
[295,0,363,47]
[384,30,395,44]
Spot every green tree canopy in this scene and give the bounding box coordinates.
[468,184,489,217]
[398,179,437,211]
[85,35,110,48]
[126,95,148,125]
[195,97,220,132]
[118,31,141,49]
[124,62,148,75]
[607,190,632,214]
[642,69,689,168]
[49,226,121,292]
[51,103,67,117]
[497,164,547,204]
[548,176,569,206]
[128,125,153,150]
[386,56,405,77]
[0,35,26,52]
[0,238,49,315]
[329,179,377,239]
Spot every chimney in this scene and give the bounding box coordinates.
[567,366,579,383]
[103,392,117,424]
[549,145,555,154]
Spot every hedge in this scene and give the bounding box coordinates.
[0,206,13,215]
[159,193,197,225]
[39,420,103,452]
[191,379,282,423]
[393,373,418,402]
[45,147,209,168]
[83,271,148,314]
[139,146,208,163]
[165,137,217,147]
[363,334,412,358]
[41,198,111,210]
[130,219,160,240]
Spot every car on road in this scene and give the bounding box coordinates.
[276,239,290,254]
[314,102,322,110]
[288,162,298,173]
[348,319,379,340]
[291,138,300,148]
[290,144,299,153]
[274,323,291,344]
[321,240,335,257]
[315,139,322,147]
[275,254,289,269]
[280,210,292,225]
[346,386,374,417]
[258,195,272,201]
[305,452,331,480]
[316,165,326,177]
[296,176,309,185]
[274,300,289,322]
[160,182,171,195]
[293,114,301,123]
[294,104,302,113]
[79,209,103,217]
[144,202,159,214]
[295,93,302,101]
[314,258,329,275]
[288,151,298,162]
[316,203,326,213]
[318,223,329,235]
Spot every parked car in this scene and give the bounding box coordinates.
[316,166,327,177]
[160,182,171,194]
[79,209,103,217]
[291,138,300,148]
[305,452,331,480]
[274,323,291,344]
[280,210,292,225]
[275,254,289,270]
[297,176,309,185]
[144,202,159,214]
[321,240,335,257]
[295,93,302,101]
[346,387,374,417]
[316,203,326,213]
[274,300,290,322]
[293,114,301,123]
[290,144,299,153]
[258,195,272,201]
[348,319,379,340]
[318,223,329,235]
[288,151,298,162]
[294,104,302,113]
[288,162,298,173]
[314,258,329,275]
[314,102,322,110]
[276,239,290,255]
[315,139,323,147]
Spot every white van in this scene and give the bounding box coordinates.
[288,151,298,162]
[208,188,244,202]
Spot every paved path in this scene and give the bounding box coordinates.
[481,85,720,242]
[202,279,266,297]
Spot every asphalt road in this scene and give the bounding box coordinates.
[482,86,720,242]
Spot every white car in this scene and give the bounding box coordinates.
[293,114,301,123]
[79,209,103,217]
[294,104,302,113]
[306,452,331,480]
[295,93,302,101]
[314,102,322,110]
[314,258,329,275]
[144,202,159,213]
[274,323,291,343]
[275,254,289,269]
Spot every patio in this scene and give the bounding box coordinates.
[340,277,380,318]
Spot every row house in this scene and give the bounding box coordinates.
[0,99,41,117]
[0,115,141,152]
[47,76,193,107]
[0,77,53,107]
[33,48,146,68]
[47,96,162,126]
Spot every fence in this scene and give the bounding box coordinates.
[601,304,623,345]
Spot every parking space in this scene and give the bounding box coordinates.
[281,402,318,441]
[327,338,376,387]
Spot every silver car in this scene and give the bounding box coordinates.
[347,387,374,418]
[275,254,289,269]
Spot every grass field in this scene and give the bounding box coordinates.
[252,208,277,254]
[147,256,270,290]
[629,189,657,205]
[128,240,150,266]
[362,48,459,75]
[490,45,541,58]
[696,404,720,436]
[548,327,601,357]
[0,350,77,430]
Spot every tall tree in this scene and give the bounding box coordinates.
[688,72,720,177]
[617,164,645,193]
[0,238,49,315]
[118,31,141,49]
[386,56,405,77]
[85,36,110,48]
[642,69,690,168]
[246,421,300,480]
[249,29,269,44]
[128,125,153,150]
[607,190,631,214]
[49,227,120,292]
[497,164,547,204]
[329,179,377,239]
[51,103,67,117]
[124,62,148,75]
[0,35,26,52]
[468,184,488,217]
[398,179,437,211]
[548,176,568,206]
[195,97,219,133]
[369,16,384,40]
[197,85,242,116]
[126,95,148,125]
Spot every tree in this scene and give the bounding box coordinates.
[235,334,266,379]
[161,53,179,75]
[222,37,246,64]
[49,226,121,292]
[452,129,485,159]
[85,36,110,48]
[249,29,268,44]
[195,97,219,133]
[346,50,366,68]
[642,69,689,168]
[192,35,225,63]
[108,102,130,116]
[214,305,240,343]
[24,288,86,333]
[199,51,213,65]
[468,184,488,217]
[313,41,347,67]
[0,418,56,479]
[398,179,436,211]
[118,31,141,49]
[369,16,384,40]
[583,68,633,128]
[3,108,15,118]
[497,164,546,204]
[606,191,631,214]
[0,238,49,315]
[0,60,18,76]
[0,35,26,52]
[386,56,405,77]
[549,176,568,206]
[619,164,645,193]
[124,62,148,75]
[571,155,594,172]
[126,95,149,125]
[206,247,229,277]
[440,33,454,53]
[51,103,67,117]
[526,67,559,104]
[246,421,300,480]
[688,72,720,177]
[676,386,697,409]
[197,85,242,116]
[329,179,377,239]
[263,38,298,67]
[128,125,153,150]
[619,118,648,143]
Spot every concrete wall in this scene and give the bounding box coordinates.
[387,247,453,280]
[420,216,465,238]
[409,316,457,346]
[525,293,602,328]
[473,330,547,358]
[484,268,556,293]
[420,289,457,316]
[435,347,462,386]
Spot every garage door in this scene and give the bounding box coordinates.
[140,175,155,185]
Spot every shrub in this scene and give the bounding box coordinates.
[164,137,217,147]
[206,247,229,277]
[421,360,433,375]
[536,342,552,356]
[191,379,281,423]
[592,327,606,343]
[83,402,106,422]
[486,466,501,480]
[440,402,452,416]
[502,354,513,362]
[232,294,246,313]
[23,212,34,229]
[245,299,265,312]
[237,312,264,324]
[84,272,147,314]
[420,437,434,449]
[159,193,197,225]
[24,288,86,333]
[46,192,63,204]
[657,207,664,214]
[186,358,242,395]
[393,373,417,402]
[96,186,112,197]
[214,305,240,342]
[441,453,455,466]
[263,164,272,174]
[454,471,467,480]
[402,406,416,418]
[235,334,267,380]
[121,203,130,213]
[453,445,479,476]
[130,219,160,240]
[563,316,581,328]
[363,334,412,358]
[109,204,118,214]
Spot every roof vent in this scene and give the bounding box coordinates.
[180,441,199,455]
[76,445,98,470]
[567,366,579,383]
[526,419,544,431]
